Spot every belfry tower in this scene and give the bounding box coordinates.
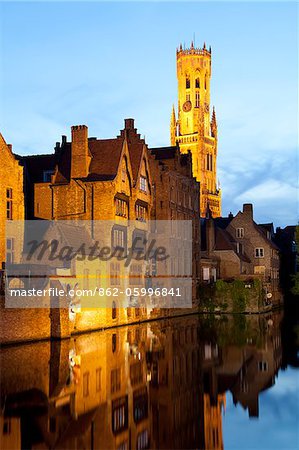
[170,42,221,217]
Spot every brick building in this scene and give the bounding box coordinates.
[0,134,24,271]
[149,145,201,296]
[33,119,152,224]
[27,119,153,325]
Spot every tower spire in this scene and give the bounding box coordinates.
[170,104,177,146]
[211,106,217,138]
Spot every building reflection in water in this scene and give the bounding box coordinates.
[0,311,293,450]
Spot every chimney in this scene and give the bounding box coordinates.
[124,118,135,130]
[243,203,253,219]
[206,216,215,255]
[71,125,90,179]
[7,144,12,152]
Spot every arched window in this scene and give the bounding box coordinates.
[112,301,117,319]
[204,74,207,90]
[195,91,200,108]
[195,77,200,89]
[186,76,190,89]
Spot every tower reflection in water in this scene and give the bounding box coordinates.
[0,312,285,449]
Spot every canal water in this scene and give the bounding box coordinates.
[0,311,298,450]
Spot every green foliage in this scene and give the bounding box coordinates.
[198,279,262,313]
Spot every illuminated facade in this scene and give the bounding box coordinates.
[171,42,221,217]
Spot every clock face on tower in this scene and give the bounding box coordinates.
[182,100,192,112]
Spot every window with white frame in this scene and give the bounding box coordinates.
[236,228,244,238]
[140,175,147,192]
[203,267,210,281]
[258,361,268,372]
[255,248,264,258]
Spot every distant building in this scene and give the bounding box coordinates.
[201,204,280,287]
[275,225,298,292]
[18,152,58,219]
[170,42,221,217]
[201,209,251,282]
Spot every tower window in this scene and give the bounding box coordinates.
[195,91,200,107]
[186,76,190,89]
[204,74,207,90]
[206,154,213,171]
[195,78,200,89]
[186,93,190,102]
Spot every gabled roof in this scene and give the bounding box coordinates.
[253,222,279,250]
[258,223,274,237]
[215,228,251,262]
[53,138,124,184]
[201,218,251,262]
[215,227,236,251]
[87,138,124,181]
[214,216,233,229]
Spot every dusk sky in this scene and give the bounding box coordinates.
[0,1,297,227]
